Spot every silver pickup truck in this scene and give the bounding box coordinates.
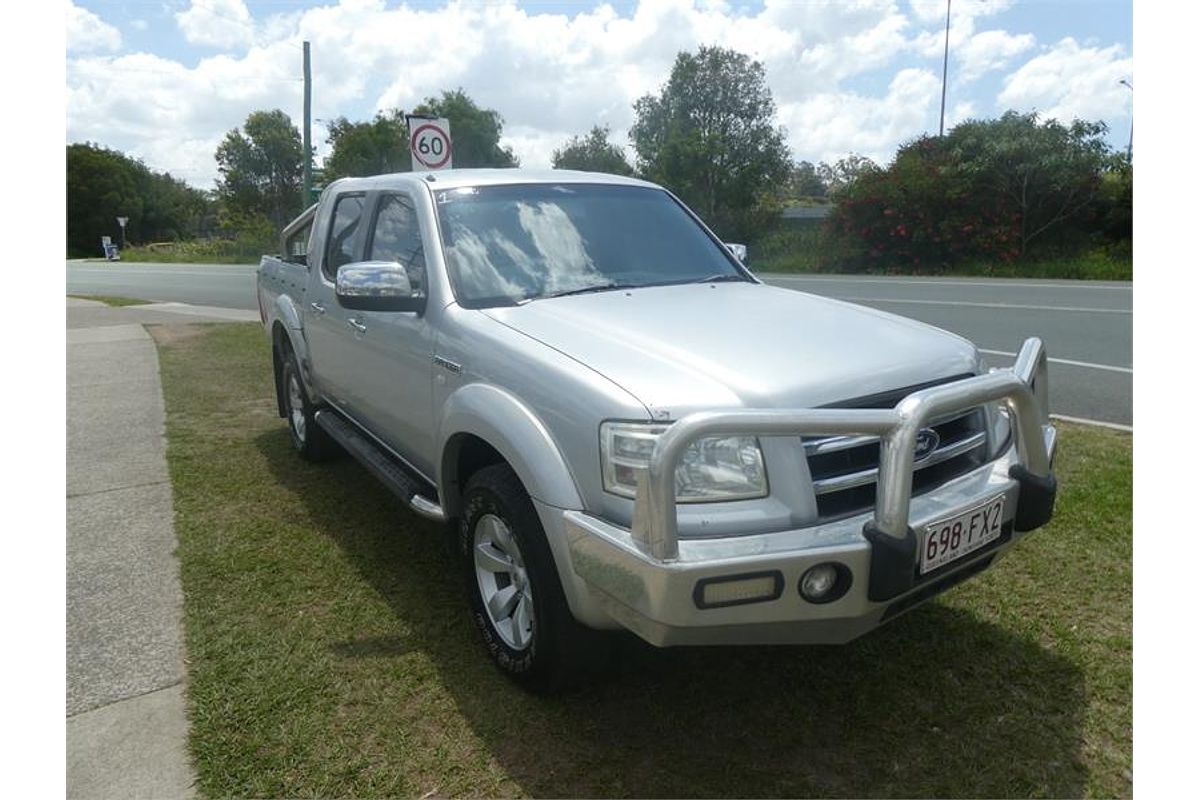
[257,168,1058,687]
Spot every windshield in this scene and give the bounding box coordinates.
[434,183,747,307]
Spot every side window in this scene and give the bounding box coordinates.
[367,194,427,295]
[323,194,365,280]
[284,218,312,265]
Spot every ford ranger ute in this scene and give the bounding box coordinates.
[257,169,1058,687]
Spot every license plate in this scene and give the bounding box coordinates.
[919,494,1006,575]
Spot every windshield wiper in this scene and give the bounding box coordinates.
[692,273,748,284]
[536,282,641,300]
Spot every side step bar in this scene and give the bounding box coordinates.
[314,410,446,524]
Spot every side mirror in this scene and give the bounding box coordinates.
[336,261,426,312]
[725,242,749,263]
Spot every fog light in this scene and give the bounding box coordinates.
[800,563,851,604]
[694,571,783,609]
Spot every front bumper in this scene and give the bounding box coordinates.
[561,337,1058,647]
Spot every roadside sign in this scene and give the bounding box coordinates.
[100,235,120,261]
[406,116,452,171]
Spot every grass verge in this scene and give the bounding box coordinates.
[119,237,267,264]
[68,294,152,307]
[754,251,1131,281]
[154,322,1131,798]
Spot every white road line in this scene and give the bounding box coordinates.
[1050,414,1133,432]
[767,275,1131,291]
[834,295,1131,314]
[979,349,1133,375]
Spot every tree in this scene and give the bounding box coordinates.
[786,160,827,200]
[551,126,634,175]
[411,89,518,168]
[629,46,791,240]
[817,154,879,198]
[825,111,1119,272]
[322,110,411,182]
[66,143,211,256]
[944,111,1111,254]
[215,109,305,230]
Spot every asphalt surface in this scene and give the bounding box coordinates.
[66,260,1132,426]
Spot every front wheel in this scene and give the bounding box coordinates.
[459,463,607,689]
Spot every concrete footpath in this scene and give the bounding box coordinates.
[66,298,257,798]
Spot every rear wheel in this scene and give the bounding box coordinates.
[459,463,608,689]
[280,349,337,461]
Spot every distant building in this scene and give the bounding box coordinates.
[781,205,833,220]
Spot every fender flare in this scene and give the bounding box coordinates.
[269,295,315,415]
[438,383,583,518]
[271,295,314,385]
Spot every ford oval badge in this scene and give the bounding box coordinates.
[914,428,941,463]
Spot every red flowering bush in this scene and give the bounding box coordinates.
[823,112,1121,273]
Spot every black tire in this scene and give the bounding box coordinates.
[458,463,608,690]
[280,348,337,461]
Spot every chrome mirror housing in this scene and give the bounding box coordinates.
[725,242,748,263]
[335,261,425,312]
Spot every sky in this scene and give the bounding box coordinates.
[65,0,1133,190]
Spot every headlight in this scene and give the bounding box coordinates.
[975,353,1014,459]
[600,422,768,502]
[987,403,1013,458]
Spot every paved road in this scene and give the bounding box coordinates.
[765,274,1132,427]
[66,261,1132,426]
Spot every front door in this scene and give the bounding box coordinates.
[341,191,437,477]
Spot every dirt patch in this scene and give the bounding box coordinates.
[147,323,208,347]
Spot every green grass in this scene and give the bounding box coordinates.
[154,322,1131,798]
[118,238,265,265]
[68,294,152,306]
[755,249,1131,281]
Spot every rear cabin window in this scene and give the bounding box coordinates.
[284,218,313,265]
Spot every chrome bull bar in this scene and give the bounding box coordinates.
[631,337,1053,561]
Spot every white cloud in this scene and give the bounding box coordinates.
[63,0,1129,189]
[66,1,121,53]
[957,29,1035,82]
[175,0,255,49]
[998,37,1133,124]
[909,0,1014,25]
[777,68,943,166]
[67,48,304,186]
[947,99,977,127]
[131,19,148,32]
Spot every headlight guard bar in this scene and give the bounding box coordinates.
[631,337,1053,562]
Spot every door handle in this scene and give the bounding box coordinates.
[309,301,326,315]
[346,317,367,334]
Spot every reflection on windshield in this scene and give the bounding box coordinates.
[437,184,745,307]
[516,202,603,293]
[442,226,526,299]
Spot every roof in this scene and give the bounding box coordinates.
[328,168,659,193]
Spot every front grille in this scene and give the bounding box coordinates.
[804,375,989,522]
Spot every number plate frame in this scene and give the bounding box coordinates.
[919,494,1006,575]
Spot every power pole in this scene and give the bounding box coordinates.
[1119,78,1132,162]
[939,0,951,136]
[302,40,312,208]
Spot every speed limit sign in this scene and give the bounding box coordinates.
[406,116,453,171]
